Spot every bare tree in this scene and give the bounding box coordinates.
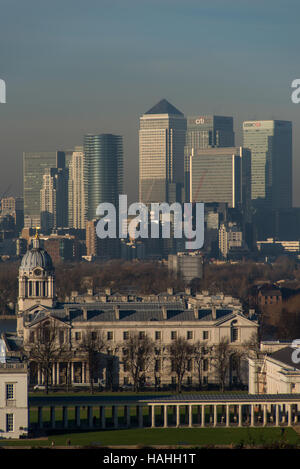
[80,329,106,394]
[193,341,213,390]
[123,333,154,392]
[243,331,261,359]
[167,337,194,393]
[211,337,231,392]
[24,320,71,394]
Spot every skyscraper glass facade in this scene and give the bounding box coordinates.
[23,151,65,228]
[139,99,186,205]
[243,120,292,210]
[184,115,235,202]
[84,134,123,220]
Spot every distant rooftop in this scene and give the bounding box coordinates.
[145,99,183,116]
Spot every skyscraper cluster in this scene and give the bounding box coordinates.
[17,98,293,262]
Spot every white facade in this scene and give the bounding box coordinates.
[0,363,28,439]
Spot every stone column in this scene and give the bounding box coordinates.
[71,362,75,385]
[238,405,242,427]
[63,406,68,429]
[201,405,205,427]
[75,406,81,427]
[288,404,292,426]
[164,405,168,428]
[100,406,106,429]
[226,405,230,427]
[275,404,279,427]
[56,363,59,385]
[50,406,55,429]
[38,406,43,429]
[263,405,267,426]
[188,405,193,428]
[251,404,255,427]
[176,405,180,428]
[151,406,155,428]
[82,362,86,384]
[52,364,56,386]
[88,406,93,428]
[214,405,217,427]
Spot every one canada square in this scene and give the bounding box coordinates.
[139,99,186,205]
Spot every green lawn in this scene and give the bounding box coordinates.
[0,427,298,448]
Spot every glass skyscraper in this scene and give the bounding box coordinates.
[184,115,235,202]
[189,147,251,212]
[84,134,123,221]
[243,120,292,210]
[23,151,65,228]
[139,99,187,205]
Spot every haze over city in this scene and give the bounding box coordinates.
[1,0,300,204]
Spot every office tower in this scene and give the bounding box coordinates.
[243,120,292,210]
[219,222,245,259]
[68,147,86,229]
[184,115,234,202]
[23,151,65,228]
[189,147,251,211]
[139,99,187,205]
[84,134,123,221]
[1,197,24,233]
[40,167,68,233]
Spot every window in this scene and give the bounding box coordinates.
[186,376,192,385]
[203,331,209,340]
[6,384,14,400]
[29,331,35,343]
[139,331,145,340]
[187,359,192,371]
[231,328,238,342]
[107,331,113,340]
[155,348,161,355]
[59,330,64,344]
[75,332,81,341]
[123,362,128,372]
[6,414,13,432]
[123,331,129,340]
[171,331,177,340]
[155,360,161,372]
[203,359,208,372]
[155,331,161,341]
[187,331,193,340]
[123,377,129,385]
[171,376,176,385]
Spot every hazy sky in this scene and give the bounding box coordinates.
[1,0,300,204]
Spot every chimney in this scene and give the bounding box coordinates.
[114,305,120,320]
[162,306,167,320]
[212,305,217,320]
[185,287,191,296]
[105,287,112,295]
[167,287,174,295]
[82,308,87,320]
[194,308,198,319]
[87,288,94,296]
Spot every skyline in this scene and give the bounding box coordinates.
[1,0,300,204]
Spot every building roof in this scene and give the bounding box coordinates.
[145,99,183,116]
[20,237,53,272]
[270,346,300,371]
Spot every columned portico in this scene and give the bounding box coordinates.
[29,393,300,433]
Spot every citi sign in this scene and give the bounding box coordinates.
[0,79,6,103]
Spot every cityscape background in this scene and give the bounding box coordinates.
[1,0,300,205]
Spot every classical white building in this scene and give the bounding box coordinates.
[249,347,300,394]
[14,236,258,390]
[0,360,28,439]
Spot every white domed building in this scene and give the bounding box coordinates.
[17,234,56,335]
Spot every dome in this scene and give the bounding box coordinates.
[20,237,53,272]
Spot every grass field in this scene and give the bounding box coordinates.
[0,427,298,448]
